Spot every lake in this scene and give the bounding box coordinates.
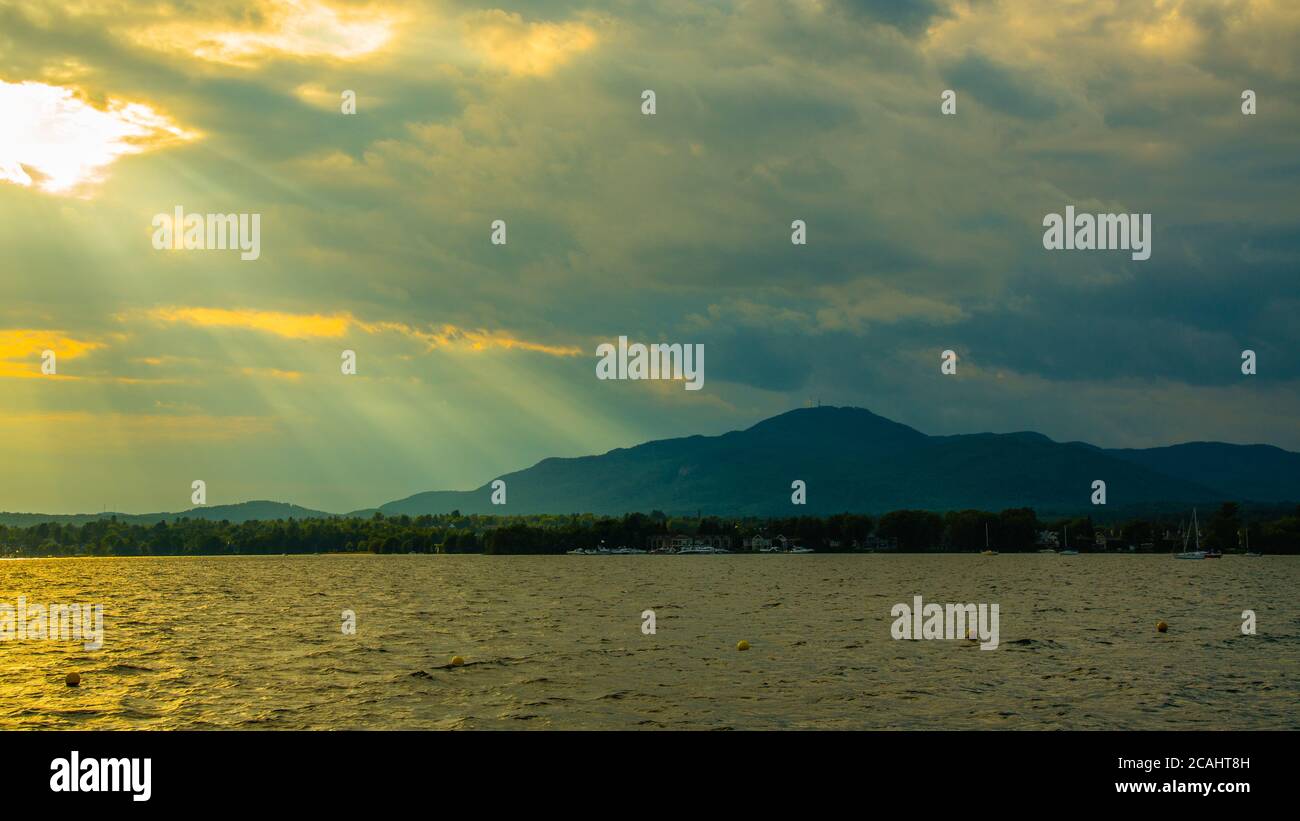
[1,554,1296,729]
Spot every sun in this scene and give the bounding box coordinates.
[0,79,195,196]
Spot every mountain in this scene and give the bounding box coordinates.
[377,406,1300,517]
[7,407,1297,524]
[1101,443,1300,504]
[0,500,333,528]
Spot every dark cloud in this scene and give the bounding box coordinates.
[837,0,949,37]
[3,0,1300,512]
[942,52,1063,120]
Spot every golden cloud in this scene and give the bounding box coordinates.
[239,366,305,381]
[0,329,103,378]
[465,10,597,76]
[356,319,583,356]
[142,306,581,355]
[129,0,401,66]
[145,306,352,340]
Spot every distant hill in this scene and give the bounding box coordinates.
[0,500,333,528]
[7,407,1298,524]
[1102,442,1300,504]
[377,406,1300,517]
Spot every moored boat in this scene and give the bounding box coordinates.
[1242,526,1261,556]
[1058,524,1079,555]
[980,523,998,555]
[678,542,720,554]
[1175,509,1207,559]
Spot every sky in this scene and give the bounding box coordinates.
[1,0,1298,514]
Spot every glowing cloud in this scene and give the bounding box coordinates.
[466,11,597,76]
[0,80,195,195]
[356,320,583,356]
[239,367,305,381]
[143,307,581,355]
[131,0,399,65]
[0,329,103,378]
[145,307,352,340]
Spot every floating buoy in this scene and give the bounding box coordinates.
[1156,621,1168,633]
[736,640,750,651]
[65,672,80,687]
[450,655,465,667]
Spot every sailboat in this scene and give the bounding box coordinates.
[1200,512,1223,558]
[980,523,998,556]
[1059,524,1078,555]
[1244,526,1262,557]
[1175,509,1207,559]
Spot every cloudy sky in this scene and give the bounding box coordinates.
[1,0,1297,514]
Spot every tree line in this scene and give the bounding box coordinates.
[1,503,1296,557]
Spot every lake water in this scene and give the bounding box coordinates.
[1,554,1296,729]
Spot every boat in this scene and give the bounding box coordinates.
[789,546,814,554]
[980,523,998,555]
[678,542,722,554]
[1175,509,1206,559]
[1241,526,1260,557]
[571,541,613,555]
[1057,524,1079,555]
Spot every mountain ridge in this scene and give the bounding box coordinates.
[5,407,1298,525]
[376,406,1300,517]
[0,501,333,528]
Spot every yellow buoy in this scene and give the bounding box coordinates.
[65,672,81,687]
[736,640,750,651]
[1156,621,1168,633]
[450,655,465,667]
